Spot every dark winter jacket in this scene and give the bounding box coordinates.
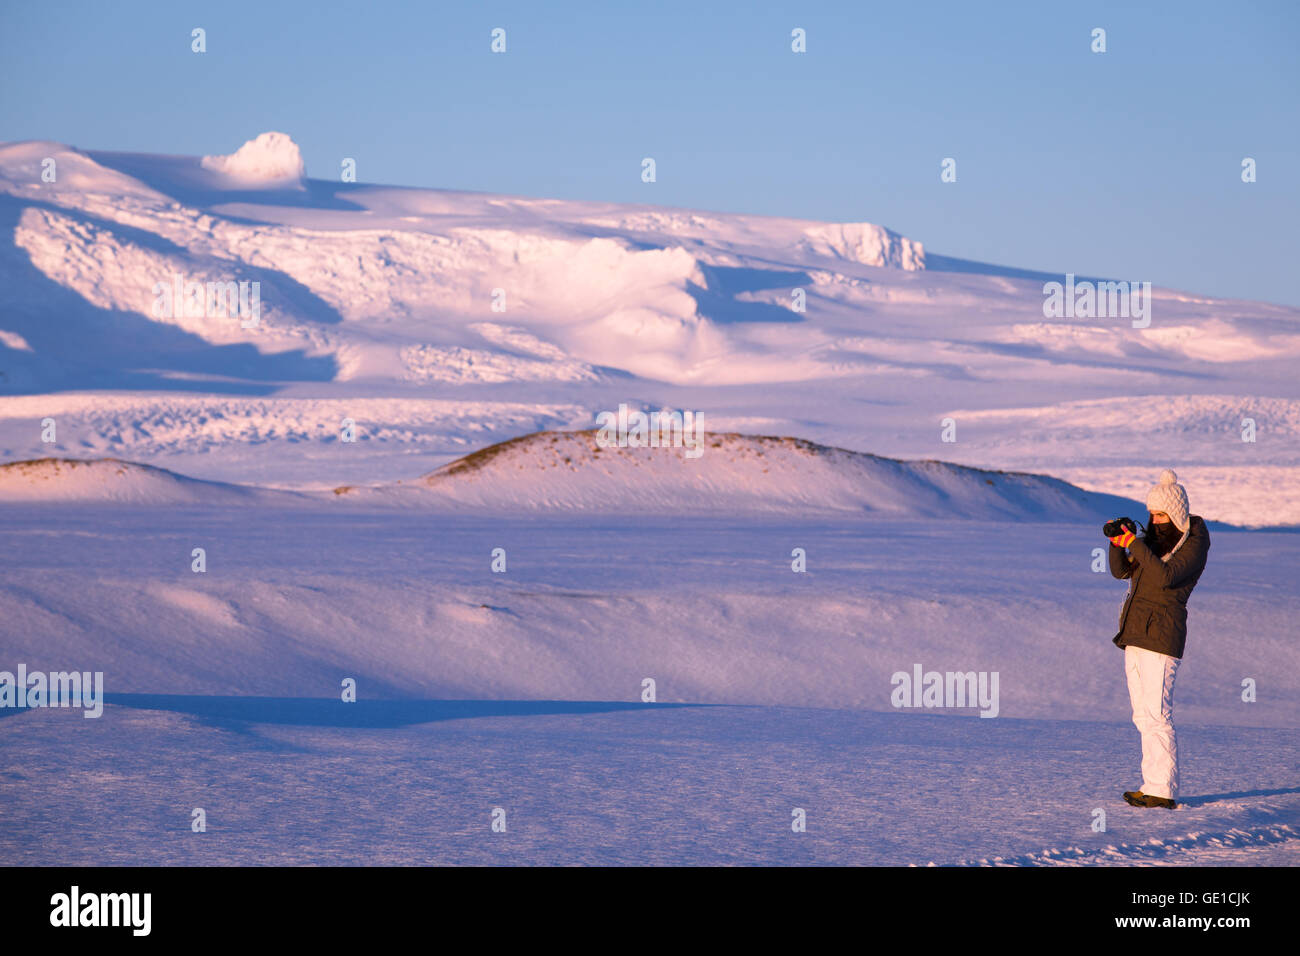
[1109,515,1210,659]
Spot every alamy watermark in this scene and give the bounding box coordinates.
[1042,273,1151,328]
[595,404,705,458]
[152,273,260,328]
[50,886,150,936]
[0,664,103,717]
[890,663,999,718]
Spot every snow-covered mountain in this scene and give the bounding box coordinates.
[2,132,1298,524]
[0,132,932,393]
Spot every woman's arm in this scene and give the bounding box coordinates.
[1128,532,1209,589]
[1108,543,1135,579]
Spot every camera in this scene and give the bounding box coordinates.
[1102,516,1138,537]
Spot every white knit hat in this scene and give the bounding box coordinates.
[1146,469,1190,532]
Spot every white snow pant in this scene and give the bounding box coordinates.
[1124,644,1181,800]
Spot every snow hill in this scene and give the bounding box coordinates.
[1,433,1143,518]
[342,430,1144,518]
[0,457,291,505]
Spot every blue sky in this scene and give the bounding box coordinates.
[2,0,1298,305]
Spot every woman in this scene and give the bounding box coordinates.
[1106,469,1211,809]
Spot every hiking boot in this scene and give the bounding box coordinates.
[1123,790,1177,809]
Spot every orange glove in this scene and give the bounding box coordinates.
[1109,528,1136,548]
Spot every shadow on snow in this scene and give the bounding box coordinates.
[100,693,702,728]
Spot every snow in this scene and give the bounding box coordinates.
[5,132,1295,408]
[1,507,1295,865]
[398,343,601,385]
[4,507,1293,720]
[0,330,31,352]
[948,395,1300,527]
[343,430,1147,518]
[2,702,1294,866]
[0,131,1296,866]
[199,132,306,187]
[0,457,291,505]
[0,392,592,489]
[798,221,926,270]
[0,431,1149,518]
